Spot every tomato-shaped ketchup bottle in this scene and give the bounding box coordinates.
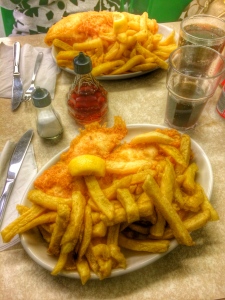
[67,52,108,125]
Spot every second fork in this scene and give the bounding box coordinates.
[23,52,43,101]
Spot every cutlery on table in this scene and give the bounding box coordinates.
[11,42,23,111]
[23,52,43,101]
[0,129,34,228]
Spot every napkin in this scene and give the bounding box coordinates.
[0,42,60,99]
[0,141,37,251]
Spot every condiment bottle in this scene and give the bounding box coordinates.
[31,87,63,139]
[216,84,225,118]
[67,52,108,125]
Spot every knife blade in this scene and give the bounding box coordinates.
[0,129,33,228]
[11,42,23,111]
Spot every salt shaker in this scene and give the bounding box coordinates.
[31,87,63,139]
[67,52,108,125]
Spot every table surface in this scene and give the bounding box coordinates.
[0,22,225,300]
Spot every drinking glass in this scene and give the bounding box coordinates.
[164,45,225,130]
[178,14,225,55]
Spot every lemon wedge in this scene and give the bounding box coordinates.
[68,155,106,177]
[113,12,128,34]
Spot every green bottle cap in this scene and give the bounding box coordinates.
[73,52,92,74]
[31,87,51,108]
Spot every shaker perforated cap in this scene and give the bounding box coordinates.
[31,87,51,108]
[73,52,92,74]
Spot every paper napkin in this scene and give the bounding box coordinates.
[0,141,37,251]
[0,42,60,99]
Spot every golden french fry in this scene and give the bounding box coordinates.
[163,209,211,239]
[103,175,132,200]
[73,38,103,51]
[128,20,140,31]
[159,144,188,167]
[117,32,128,43]
[201,188,219,221]
[1,205,47,243]
[56,50,79,60]
[131,62,158,72]
[118,233,170,252]
[100,205,126,226]
[48,204,71,256]
[16,204,29,215]
[136,192,157,223]
[109,244,126,269]
[117,188,140,223]
[53,38,73,50]
[183,183,205,212]
[130,131,173,145]
[61,191,85,253]
[28,189,72,210]
[150,208,166,238]
[131,169,156,184]
[56,59,73,69]
[106,160,150,175]
[129,223,150,235]
[110,55,145,75]
[92,244,112,279]
[143,174,194,246]
[140,12,148,31]
[76,258,91,285]
[175,134,191,175]
[92,221,107,238]
[92,60,124,77]
[174,182,185,208]
[51,252,68,275]
[16,211,57,235]
[107,224,120,246]
[160,159,176,203]
[182,163,199,195]
[91,211,101,224]
[97,257,113,280]
[104,42,119,61]
[84,175,114,221]
[85,243,100,275]
[114,42,128,60]
[159,30,176,46]
[38,226,52,243]
[78,205,92,259]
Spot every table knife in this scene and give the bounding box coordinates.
[0,129,33,228]
[11,42,23,111]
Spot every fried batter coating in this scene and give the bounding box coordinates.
[34,162,74,198]
[61,117,127,164]
[34,117,127,198]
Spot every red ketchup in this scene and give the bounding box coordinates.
[67,52,108,125]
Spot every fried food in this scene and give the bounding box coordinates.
[44,11,177,75]
[0,116,219,284]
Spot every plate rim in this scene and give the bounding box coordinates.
[51,24,178,80]
[20,123,213,280]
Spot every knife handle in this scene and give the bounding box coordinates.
[13,42,21,74]
[0,180,14,229]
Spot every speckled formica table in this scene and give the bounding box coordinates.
[0,22,225,300]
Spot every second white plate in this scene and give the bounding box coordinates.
[51,24,177,80]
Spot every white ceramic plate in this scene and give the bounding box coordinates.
[20,124,213,279]
[51,24,178,80]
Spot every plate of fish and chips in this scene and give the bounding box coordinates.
[46,11,178,79]
[1,120,215,283]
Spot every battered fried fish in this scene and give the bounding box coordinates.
[34,117,127,198]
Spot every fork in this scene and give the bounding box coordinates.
[23,52,43,101]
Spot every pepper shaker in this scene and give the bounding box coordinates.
[31,87,63,139]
